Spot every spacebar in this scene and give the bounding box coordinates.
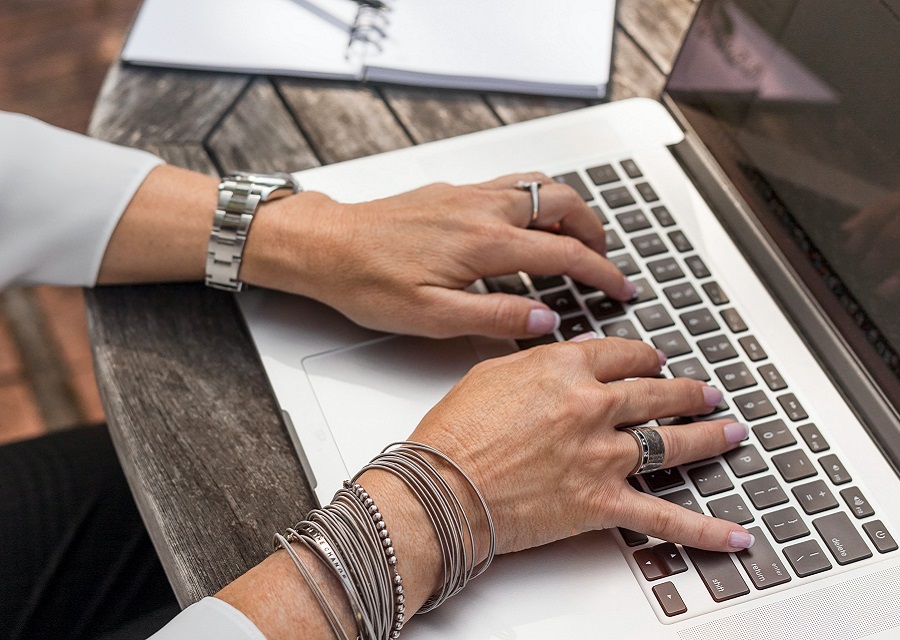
[685,547,750,602]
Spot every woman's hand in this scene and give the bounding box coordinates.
[243,172,636,338]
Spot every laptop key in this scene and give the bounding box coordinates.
[689,462,733,497]
[839,486,875,519]
[653,582,687,617]
[559,315,593,340]
[762,506,809,542]
[814,512,872,565]
[736,527,792,589]
[616,209,652,232]
[601,186,637,209]
[554,172,593,201]
[620,158,643,178]
[685,547,750,602]
[529,274,565,290]
[792,479,838,515]
[651,205,676,227]
[784,539,832,577]
[574,280,599,295]
[669,358,710,382]
[590,205,609,225]
[629,278,658,303]
[736,391,777,422]
[777,393,808,422]
[667,230,693,253]
[720,308,748,333]
[743,475,789,509]
[724,445,768,477]
[660,488,703,514]
[610,253,641,276]
[652,330,692,358]
[752,419,795,451]
[540,290,579,315]
[601,319,642,341]
[715,362,756,391]
[634,182,660,203]
[798,423,829,453]
[586,294,625,321]
[606,228,625,251]
[586,163,620,186]
[757,363,787,391]
[772,449,817,482]
[664,282,702,309]
[619,527,649,547]
[656,542,688,575]
[681,308,719,335]
[484,273,528,295]
[708,494,754,524]
[819,454,851,485]
[684,254,710,278]
[698,335,738,363]
[702,281,729,305]
[632,232,668,257]
[635,304,674,331]
[644,467,685,492]
[647,257,684,283]
[634,548,668,580]
[863,521,898,554]
[738,335,768,361]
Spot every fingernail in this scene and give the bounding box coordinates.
[623,277,638,301]
[728,531,755,549]
[702,385,724,407]
[724,421,750,444]
[527,308,561,334]
[569,331,599,342]
[655,349,667,368]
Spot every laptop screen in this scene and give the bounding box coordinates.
[665,0,900,417]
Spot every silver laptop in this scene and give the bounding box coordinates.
[237,0,900,637]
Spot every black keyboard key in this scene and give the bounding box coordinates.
[669,358,710,382]
[667,230,693,253]
[724,445,768,478]
[484,274,528,295]
[735,391,777,422]
[586,294,625,322]
[777,393,808,422]
[610,253,641,276]
[757,364,787,391]
[661,488,704,514]
[516,334,556,350]
[819,454,851,485]
[540,289,579,315]
[601,186,637,209]
[684,255,710,278]
[655,542,688,575]
[635,182,660,203]
[646,257,684,283]
[652,330,692,358]
[554,172,593,201]
[702,281,729,305]
[743,475,789,509]
[587,163,620,186]
[814,512,872,565]
[644,467,685,492]
[736,527,792,590]
[681,308,719,335]
[634,548,668,580]
[632,232,668,257]
[635,304,674,331]
[653,582,687,617]
[590,205,609,225]
[798,423,829,453]
[698,335,738,364]
[784,539,832,577]
[651,206,676,228]
[708,494,754,524]
[606,228,625,251]
[840,487,875,519]
[620,159,643,178]
[559,315,593,340]
[685,547,750,602]
[721,308,748,333]
[863,520,898,554]
[627,476,644,492]
[629,278,658,304]
[772,449,817,482]
[751,419,795,451]
[573,280,599,295]
[529,274,565,290]
[664,282,702,309]
[716,362,756,391]
[601,320,642,341]
[792,479,838,515]
[763,506,809,542]
[616,209,652,232]
[619,527,649,547]
[689,462,733,497]
[738,335,767,361]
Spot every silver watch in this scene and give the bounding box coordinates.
[205,172,301,291]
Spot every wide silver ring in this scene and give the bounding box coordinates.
[623,426,666,475]
[515,180,542,225]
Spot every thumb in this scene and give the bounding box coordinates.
[428,289,560,339]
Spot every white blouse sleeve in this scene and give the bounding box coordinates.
[0,111,164,290]
[149,597,268,640]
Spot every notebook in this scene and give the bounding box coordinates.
[121,0,617,98]
[237,0,900,637]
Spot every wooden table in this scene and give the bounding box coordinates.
[86,0,696,607]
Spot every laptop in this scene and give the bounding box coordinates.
[237,0,900,637]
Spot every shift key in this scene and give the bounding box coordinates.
[736,527,792,589]
[685,547,750,602]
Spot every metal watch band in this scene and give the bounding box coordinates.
[205,172,300,292]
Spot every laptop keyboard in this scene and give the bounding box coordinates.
[483,159,898,621]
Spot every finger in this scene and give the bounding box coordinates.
[604,377,723,426]
[572,337,665,382]
[616,419,749,475]
[613,489,755,552]
[422,288,561,339]
[476,172,554,191]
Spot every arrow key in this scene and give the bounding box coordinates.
[652,581,687,616]
[654,542,688,575]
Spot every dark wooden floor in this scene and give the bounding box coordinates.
[0,0,143,443]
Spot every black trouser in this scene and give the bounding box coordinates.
[0,425,180,640]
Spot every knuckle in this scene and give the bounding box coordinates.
[650,505,681,538]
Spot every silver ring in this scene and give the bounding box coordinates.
[623,426,666,475]
[515,180,542,225]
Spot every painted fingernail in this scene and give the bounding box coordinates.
[724,422,750,444]
[527,308,561,334]
[728,531,755,549]
[569,331,599,342]
[623,277,638,301]
[655,348,668,368]
[702,385,724,407]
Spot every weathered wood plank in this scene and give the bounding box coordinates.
[487,93,590,125]
[379,86,501,143]
[609,29,667,101]
[85,284,313,605]
[141,142,219,177]
[207,77,320,173]
[276,79,412,164]
[617,0,696,74]
[88,63,249,145]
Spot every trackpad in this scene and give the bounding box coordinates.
[303,335,482,474]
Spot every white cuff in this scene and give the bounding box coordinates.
[148,597,268,640]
